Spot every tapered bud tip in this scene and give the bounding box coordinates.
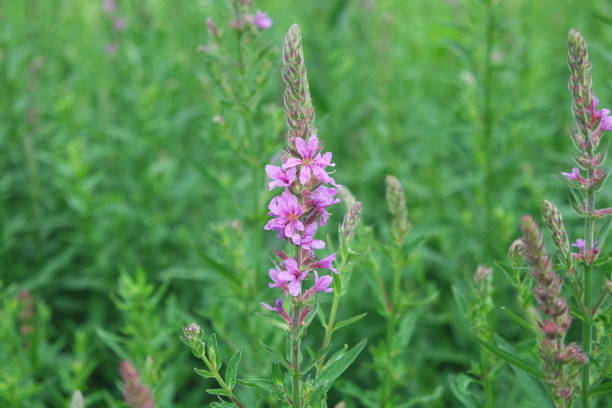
[70,391,84,408]
[508,238,526,267]
[337,185,356,209]
[341,201,362,242]
[183,322,202,341]
[474,265,492,282]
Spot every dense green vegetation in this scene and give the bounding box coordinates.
[1,0,610,407]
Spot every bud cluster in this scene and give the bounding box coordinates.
[385,175,410,246]
[521,216,586,404]
[562,30,610,207]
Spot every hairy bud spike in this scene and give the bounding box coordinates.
[385,175,410,245]
[541,200,571,263]
[282,24,316,148]
[341,202,362,245]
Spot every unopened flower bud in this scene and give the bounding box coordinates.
[340,201,362,244]
[183,322,202,341]
[474,265,492,282]
[385,175,410,244]
[508,238,526,267]
[541,200,571,262]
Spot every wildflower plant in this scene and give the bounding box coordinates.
[259,23,366,408]
[485,30,611,408]
[182,24,366,408]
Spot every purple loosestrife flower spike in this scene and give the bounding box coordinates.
[119,361,155,408]
[262,24,338,321]
[282,24,316,148]
[385,175,410,245]
[541,200,571,263]
[521,215,585,404]
[568,29,610,171]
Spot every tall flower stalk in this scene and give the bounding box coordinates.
[262,24,339,407]
[521,216,586,407]
[260,24,366,407]
[565,29,611,408]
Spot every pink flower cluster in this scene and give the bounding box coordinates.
[562,95,611,185]
[262,135,339,322]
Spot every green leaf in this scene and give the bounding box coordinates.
[95,328,128,360]
[500,306,534,333]
[225,348,242,389]
[238,378,284,399]
[301,345,330,375]
[194,368,215,379]
[315,339,367,393]
[476,337,544,379]
[496,337,553,408]
[396,385,443,408]
[589,381,612,397]
[206,388,231,396]
[396,310,419,349]
[448,373,480,408]
[333,313,367,332]
[210,403,236,408]
[258,339,290,369]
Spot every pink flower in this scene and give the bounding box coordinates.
[265,165,296,190]
[312,253,338,274]
[103,0,117,14]
[292,223,325,251]
[261,298,291,324]
[269,268,290,294]
[265,191,304,240]
[304,272,333,299]
[307,186,339,225]
[561,167,585,183]
[283,135,336,185]
[275,258,308,296]
[253,11,272,29]
[572,239,585,253]
[113,17,126,33]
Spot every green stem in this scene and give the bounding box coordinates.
[206,357,246,408]
[317,253,349,373]
[480,346,494,408]
[581,182,595,408]
[291,302,302,408]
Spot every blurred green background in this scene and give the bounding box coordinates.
[1,0,611,406]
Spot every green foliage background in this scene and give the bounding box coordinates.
[1,0,610,407]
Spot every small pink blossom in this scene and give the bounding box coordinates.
[311,253,338,274]
[561,167,582,181]
[307,186,339,225]
[265,165,297,190]
[304,272,333,299]
[261,298,291,324]
[292,222,325,251]
[265,191,304,240]
[275,258,308,296]
[283,135,336,185]
[103,0,117,14]
[253,11,272,29]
